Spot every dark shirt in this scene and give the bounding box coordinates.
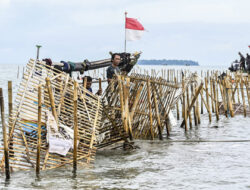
[87,87,92,93]
[246,56,250,71]
[86,87,92,97]
[107,65,121,79]
[240,57,246,69]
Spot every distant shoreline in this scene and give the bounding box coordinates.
[138,59,199,66]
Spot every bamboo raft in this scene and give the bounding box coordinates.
[0,59,103,172]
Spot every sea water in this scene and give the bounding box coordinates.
[0,63,250,190]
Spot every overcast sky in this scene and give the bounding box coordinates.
[1,0,250,66]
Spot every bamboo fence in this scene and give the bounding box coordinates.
[0,59,103,171]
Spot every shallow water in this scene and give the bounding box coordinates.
[0,63,250,189]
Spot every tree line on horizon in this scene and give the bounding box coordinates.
[138,59,199,66]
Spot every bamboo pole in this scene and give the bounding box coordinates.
[236,78,241,104]
[175,77,180,120]
[8,81,14,157]
[45,77,58,124]
[225,79,234,117]
[195,85,201,124]
[205,77,212,122]
[244,75,250,111]
[125,77,133,140]
[182,79,188,131]
[99,78,102,94]
[123,76,129,135]
[216,78,220,119]
[117,75,127,133]
[210,78,215,113]
[182,75,185,119]
[200,83,204,114]
[8,81,13,125]
[240,78,246,117]
[213,80,219,121]
[186,86,192,129]
[218,79,227,117]
[73,81,78,173]
[191,84,197,126]
[0,88,10,179]
[147,79,154,139]
[152,90,163,140]
[36,86,42,175]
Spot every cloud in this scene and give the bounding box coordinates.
[3,0,250,26]
[1,0,250,65]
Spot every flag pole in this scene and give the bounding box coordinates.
[124,11,127,53]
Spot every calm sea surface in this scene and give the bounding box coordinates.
[0,63,250,190]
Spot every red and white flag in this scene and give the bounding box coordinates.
[125,17,145,41]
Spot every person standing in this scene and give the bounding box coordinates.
[246,53,250,73]
[238,52,246,71]
[106,54,121,83]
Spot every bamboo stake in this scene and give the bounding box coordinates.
[45,77,58,124]
[117,75,127,133]
[182,79,188,131]
[99,78,102,94]
[235,79,240,104]
[200,82,204,114]
[205,78,212,122]
[83,77,87,89]
[87,97,100,163]
[213,80,219,121]
[36,86,42,175]
[218,79,227,117]
[175,77,180,120]
[236,79,241,104]
[125,77,133,140]
[195,85,201,124]
[225,79,234,117]
[240,78,246,117]
[215,78,220,117]
[0,88,10,179]
[8,81,13,126]
[186,86,192,129]
[210,78,215,113]
[73,81,78,173]
[8,81,14,157]
[191,84,197,126]
[147,79,154,139]
[244,76,250,111]
[182,76,185,119]
[152,90,163,140]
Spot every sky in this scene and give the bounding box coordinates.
[1,0,250,66]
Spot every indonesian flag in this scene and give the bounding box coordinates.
[125,17,145,41]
